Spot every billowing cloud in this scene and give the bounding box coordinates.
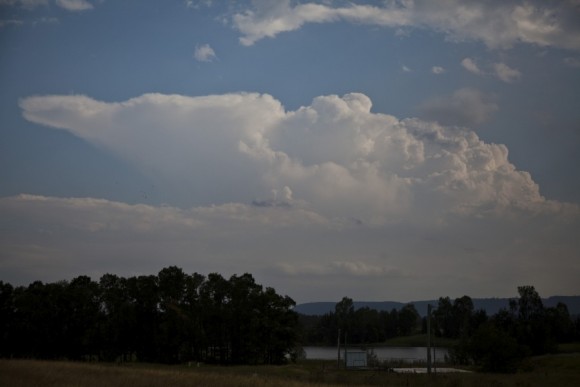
[232,0,580,50]
[19,91,571,223]
[55,0,93,11]
[461,58,483,75]
[13,91,580,300]
[493,62,522,83]
[194,43,217,62]
[418,88,498,127]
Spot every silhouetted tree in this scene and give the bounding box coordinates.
[398,304,420,336]
[0,281,15,357]
[99,273,134,361]
[64,276,101,360]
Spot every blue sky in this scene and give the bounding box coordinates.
[1,0,580,302]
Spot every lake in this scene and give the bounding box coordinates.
[303,346,449,362]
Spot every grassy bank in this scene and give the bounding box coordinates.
[2,355,580,387]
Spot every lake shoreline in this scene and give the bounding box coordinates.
[303,346,449,362]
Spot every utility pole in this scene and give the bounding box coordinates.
[337,328,341,368]
[427,304,432,375]
[344,331,348,369]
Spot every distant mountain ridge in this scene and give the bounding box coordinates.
[294,296,580,317]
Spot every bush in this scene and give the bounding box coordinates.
[466,323,523,373]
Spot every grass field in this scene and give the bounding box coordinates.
[1,354,580,387]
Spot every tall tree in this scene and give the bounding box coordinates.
[65,276,101,360]
[99,273,135,361]
[126,275,160,362]
[0,281,15,357]
[453,295,474,337]
[158,266,188,363]
[433,297,455,337]
[335,297,354,337]
[398,304,420,336]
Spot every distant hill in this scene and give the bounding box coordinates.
[294,296,580,317]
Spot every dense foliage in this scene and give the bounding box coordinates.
[300,287,579,373]
[0,267,298,365]
[301,297,421,345]
[435,286,579,372]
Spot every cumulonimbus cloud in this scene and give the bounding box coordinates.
[5,90,580,299]
[232,0,580,50]
[19,91,575,225]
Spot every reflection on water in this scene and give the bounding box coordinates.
[303,346,449,362]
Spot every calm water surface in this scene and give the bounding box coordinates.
[303,346,448,362]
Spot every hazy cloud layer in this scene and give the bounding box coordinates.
[418,88,498,127]
[0,0,48,8]
[564,57,580,67]
[1,191,578,301]
[55,0,92,11]
[232,0,580,50]
[0,0,93,11]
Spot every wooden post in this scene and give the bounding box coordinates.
[337,328,341,368]
[344,331,348,369]
[427,304,432,375]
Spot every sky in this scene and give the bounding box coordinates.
[1,0,580,303]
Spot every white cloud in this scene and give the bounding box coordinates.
[493,62,522,83]
[461,58,483,75]
[19,91,572,224]
[55,0,93,11]
[194,43,217,62]
[184,0,212,9]
[432,66,445,74]
[9,90,580,300]
[462,58,522,83]
[231,1,580,50]
[418,88,498,127]
[402,65,412,72]
[232,0,409,46]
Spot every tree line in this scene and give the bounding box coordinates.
[301,286,579,372]
[0,267,298,365]
[2,270,578,373]
[437,286,580,372]
[300,296,422,345]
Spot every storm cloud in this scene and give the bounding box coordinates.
[6,91,578,301]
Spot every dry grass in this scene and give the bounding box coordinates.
[1,355,580,387]
[0,360,345,387]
